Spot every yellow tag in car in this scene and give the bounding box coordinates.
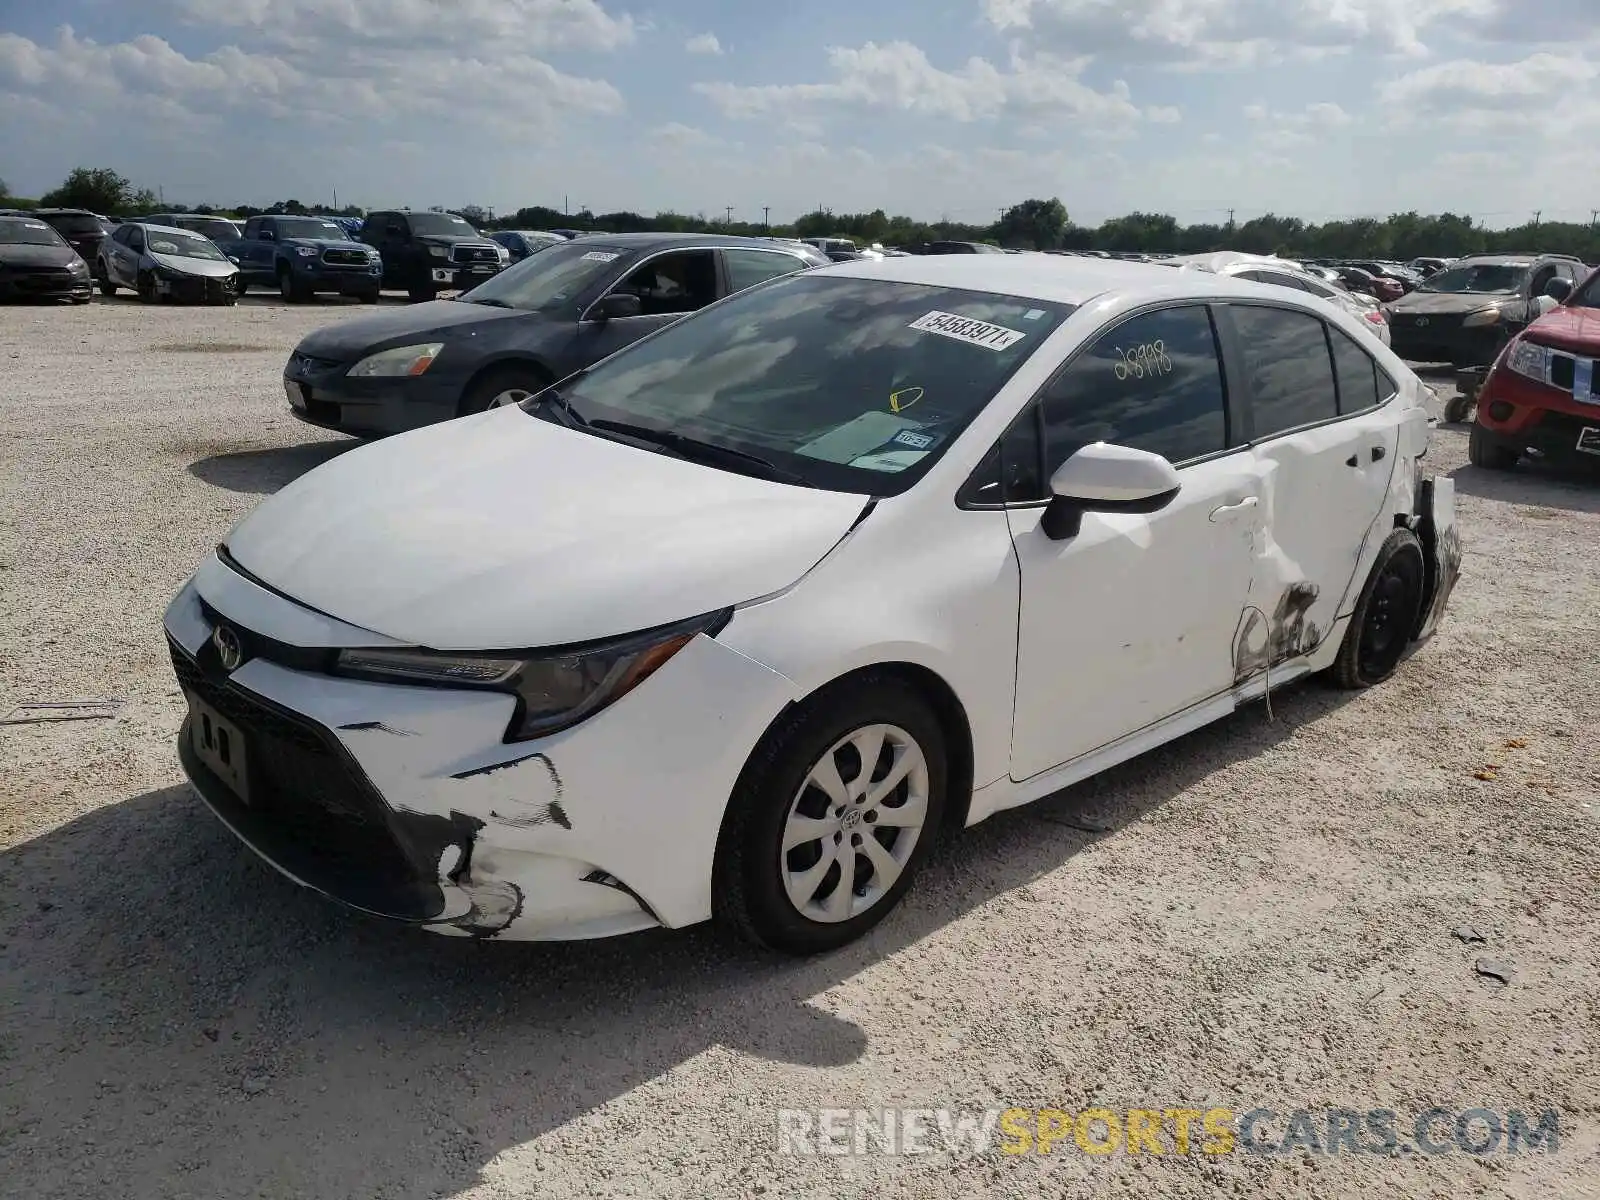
[889,386,923,413]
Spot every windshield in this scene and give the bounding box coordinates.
[146,229,228,261]
[460,241,632,311]
[181,218,241,241]
[40,213,104,235]
[275,217,347,240]
[536,274,1073,495]
[0,219,68,247]
[408,212,478,237]
[1420,263,1528,294]
[1571,270,1600,308]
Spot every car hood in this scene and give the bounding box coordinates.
[223,407,872,649]
[149,251,238,278]
[0,244,79,269]
[1524,304,1600,354]
[283,237,371,252]
[295,299,529,359]
[1389,290,1514,315]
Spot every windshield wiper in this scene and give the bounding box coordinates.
[532,386,590,428]
[464,297,516,308]
[586,419,811,486]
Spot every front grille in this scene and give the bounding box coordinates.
[293,352,345,374]
[450,244,499,265]
[169,638,422,889]
[322,248,369,266]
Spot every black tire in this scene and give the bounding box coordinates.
[70,295,93,306]
[95,264,117,296]
[407,283,437,303]
[358,287,381,304]
[712,673,949,954]
[1442,394,1472,424]
[1468,425,1519,471]
[278,268,309,303]
[1328,528,1427,690]
[234,276,248,296]
[459,365,552,417]
[136,271,157,303]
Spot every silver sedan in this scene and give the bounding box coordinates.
[96,222,239,305]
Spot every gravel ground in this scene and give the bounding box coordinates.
[1,296,1597,1200]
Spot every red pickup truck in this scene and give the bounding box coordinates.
[1470,268,1600,470]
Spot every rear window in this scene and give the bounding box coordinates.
[40,213,104,235]
[1230,306,1339,437]
[0,219,67,246]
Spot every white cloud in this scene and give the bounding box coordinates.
[684,32,723,55]
[650,122,721,150]
[1239,100,1354,151]
[1144,105,1181,123]
[982,0,1497,67]
[694,40,1144,128]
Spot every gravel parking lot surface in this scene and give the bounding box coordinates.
[1,296,1597,1199]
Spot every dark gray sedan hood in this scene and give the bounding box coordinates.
[295,300,532,359]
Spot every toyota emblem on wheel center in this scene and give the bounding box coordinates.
[213,624,244,671]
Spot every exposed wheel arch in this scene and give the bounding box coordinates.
[457,359,556,418]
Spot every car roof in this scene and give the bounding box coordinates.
[573,232,822,251]
[34,207,96,216]
[814,253,1312,307]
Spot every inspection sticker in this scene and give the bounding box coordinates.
[908,311,1026,351]
[582,251,621,262]
[892,429,935,450]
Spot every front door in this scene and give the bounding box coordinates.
[1222,304,1400,670]
[1006,303,1261,780]
[577,249,721,365]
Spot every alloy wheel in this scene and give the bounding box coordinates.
[487,388,537,409]
[780,723,930,924]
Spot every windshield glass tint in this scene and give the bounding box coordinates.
[44,214,104,235]
[408,212,477,236]
[461,241,630,310]
[1572,270,1600,308]
[542,274,1072,495]
[276,217,346,240]
[182,218,240,241]
[0,219,67,246]
[1421,263,1528,294]
[147,230,228,260]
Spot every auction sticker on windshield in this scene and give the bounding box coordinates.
[909,311,1027,351]
[582,251,621,263]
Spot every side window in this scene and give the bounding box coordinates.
[961,407,1046,505]
[1529,264,1557,295]
[112,224,133,246]
[127,227,145,253]
[385,216,407,238]
[243,217,261,239]
[724,249,804,294]
[1040,305,1230,469]
[1298,276,1338,300]
[611,250,718,315]
[1329,326,1381,414]
[1229,306,1339,437]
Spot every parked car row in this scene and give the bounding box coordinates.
[0,213,94,303]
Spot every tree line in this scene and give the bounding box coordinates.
[5,167,1598,263]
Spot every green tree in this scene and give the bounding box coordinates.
[996,198,1069,250]
[39,167,142,212]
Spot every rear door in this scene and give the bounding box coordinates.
[720,247,810,297]
[1219,303,1399,677]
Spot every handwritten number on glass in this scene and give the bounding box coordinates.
[1112,340,1173,381]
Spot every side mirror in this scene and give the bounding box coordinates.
[1543,277,1574,303]
[1040,443,1182,540]
[592,292,642,321]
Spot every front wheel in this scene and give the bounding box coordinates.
[95,264,117,296]
[460,366,552,416]
[1327,528,1426,690]
[1468,425,1519,470]
[713,674,948,954]
[136,271,157,303]
[407,283,437,303]
[358,287,381,304]
[278,269,310,302]
[1442,394,1473,424]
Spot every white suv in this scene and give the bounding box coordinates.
[164,255,1459,954]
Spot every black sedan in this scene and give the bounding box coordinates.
[0,214,93,303]
[31,208,109,266]
[282,233,821,437]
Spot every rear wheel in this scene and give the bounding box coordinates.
[460,365,552,416]
[1328,528,1426,689]
[713,674,949,954]
[1468,425,1519,471]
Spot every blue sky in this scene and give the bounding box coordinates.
[1,0,1596,227]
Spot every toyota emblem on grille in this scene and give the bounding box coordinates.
[1415,317,1429,327]
[213,624,245,671]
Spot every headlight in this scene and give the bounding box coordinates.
[1504,338,1549,382]
[428,245,449,259]
[68,258,88,273]
[296,246,317,258]
[1462,307,1502,327]
[345,342,445,378]
[494,245,510,263]
[367,249,382,261]
[331,610,729,741]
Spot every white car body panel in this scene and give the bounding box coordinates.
[162,254,1455,941]
[223,410,871,649]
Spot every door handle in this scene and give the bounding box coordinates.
[1370,445,1386,462]
[1209,496,1259,522]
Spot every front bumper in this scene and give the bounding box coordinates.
[295,260,383,294]
[429,262,503,290]
[163,559,797,940]
[283,355,459,436]
[1388,315,1505,365]
[156,272,235,304]
[1475,365,1600,467]
[0,268,92,300]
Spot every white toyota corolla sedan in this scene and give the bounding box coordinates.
[164,255,1461,954]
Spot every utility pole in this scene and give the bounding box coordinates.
[762,205,770,230]
[564,195,569,215]
[724,205,733,225]
[1227,208,1235,227]
[332,187,339,211]
[1532,210,1542,227]
[1591,209,1598,228]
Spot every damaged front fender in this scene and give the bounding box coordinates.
[1412,475,1461,644]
